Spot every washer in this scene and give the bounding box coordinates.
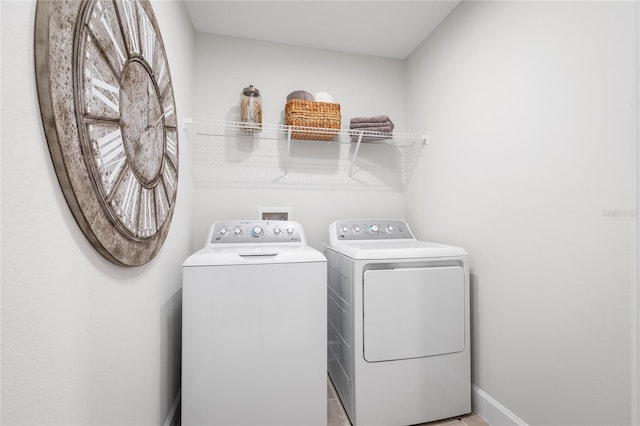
[182,220,327,426]
[325,219,470,426]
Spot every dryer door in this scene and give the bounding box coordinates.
[363,266,465,362]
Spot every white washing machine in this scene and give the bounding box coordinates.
[325,219,470,426]
[182,220,327,426]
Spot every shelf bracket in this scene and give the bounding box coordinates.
[349,131,364,177]
[285,126,292,177]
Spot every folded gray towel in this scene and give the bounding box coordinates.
[350,126,393,143]
[350,125,394,133]
[350,121,395,130]
[350,115,393,125]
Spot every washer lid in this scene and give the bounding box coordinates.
[183,244,326,266]
[327,239,467,260]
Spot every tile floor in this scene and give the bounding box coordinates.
[327,378,489,426]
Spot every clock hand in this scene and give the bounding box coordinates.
[142,110,166,133]
[145,83,150,127]
[140,109,167,146]
[151,109,166,127]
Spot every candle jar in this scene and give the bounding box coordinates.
[240,84,262,132]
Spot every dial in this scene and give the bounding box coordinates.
[369,225,380,233]
[35,0,179,266]
[251,226,264,237]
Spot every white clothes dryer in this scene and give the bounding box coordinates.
[325,219,470,426]
[182,220,327,426]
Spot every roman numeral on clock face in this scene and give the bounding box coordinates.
[87,0,127,74]
[111,168,141,234]
[118,0,140,55]
[155,181,170,228]
[161,90,177,127]
[83,32,121,119]
[165,129,178,168]
[139,7,157,70]
[138,187,156,237]
[162,165,176,197]
[90,76,119,112]
[86,123,126,196]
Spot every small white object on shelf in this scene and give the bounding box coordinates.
[314,91,335,103]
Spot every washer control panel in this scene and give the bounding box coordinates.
[334,219,414,241]
[209,220,303,244]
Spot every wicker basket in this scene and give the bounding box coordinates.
[285,99,341,141]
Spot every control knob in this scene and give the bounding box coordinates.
[251,226,264,237]
[369,225,379,233]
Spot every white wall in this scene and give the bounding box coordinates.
[406,2,637,425]
[190,34,409,250]
[1,1,194,425]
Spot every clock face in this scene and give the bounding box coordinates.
[35,0,178,266]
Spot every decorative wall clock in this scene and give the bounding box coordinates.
[35,0,179,266]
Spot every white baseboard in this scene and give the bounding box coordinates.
[163,388,181,426]
[472,385,528,426]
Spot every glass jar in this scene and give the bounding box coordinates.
[240,84,262,131]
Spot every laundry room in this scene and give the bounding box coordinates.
[1,1,638,426]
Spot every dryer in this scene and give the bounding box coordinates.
[325,219,470,426]
[182,220,327,426]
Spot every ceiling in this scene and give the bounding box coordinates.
[184,1,461,59]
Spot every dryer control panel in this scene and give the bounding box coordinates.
[333,219,414,241]
[209,220,304,245]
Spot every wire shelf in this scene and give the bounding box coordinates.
[184,118,428,190]
[184,119,428,147]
